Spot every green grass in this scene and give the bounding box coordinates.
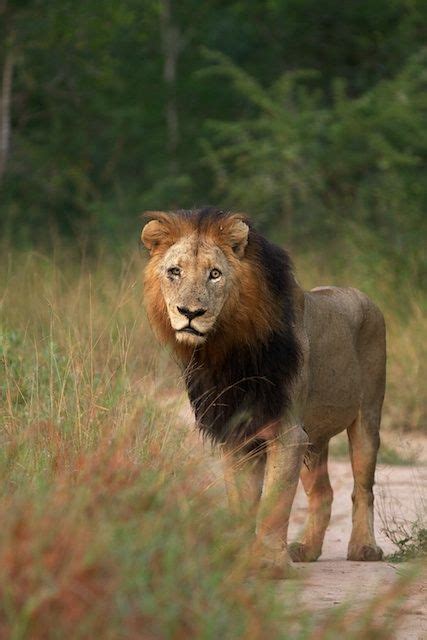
[386,523,427,563]
[380,493,427,564]
[0,246,424,638]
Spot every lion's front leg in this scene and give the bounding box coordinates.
[222,445,265,526]
[255,424,308,578]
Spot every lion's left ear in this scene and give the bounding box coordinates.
[224,216,249,258]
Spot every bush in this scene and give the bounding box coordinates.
[202,49,427,283]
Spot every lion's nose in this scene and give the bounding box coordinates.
[177,306,206,321]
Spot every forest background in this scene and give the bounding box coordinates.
[1,0,426,266]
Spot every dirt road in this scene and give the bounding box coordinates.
[287,460,426,640]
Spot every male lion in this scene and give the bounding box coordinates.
[141,207,386,576]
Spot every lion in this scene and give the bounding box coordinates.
[141,207,386,576]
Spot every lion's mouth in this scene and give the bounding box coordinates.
[177,326,205,338]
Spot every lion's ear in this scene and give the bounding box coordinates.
[141,212,174,255]
[225,216,249,258]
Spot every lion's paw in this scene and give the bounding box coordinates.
[288,542,321,563]
[347,543,383,561]
[252,546,295,579]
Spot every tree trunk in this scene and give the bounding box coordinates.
[0,50,14,183]
[159,0,180,177]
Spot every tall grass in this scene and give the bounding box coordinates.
[0,245,423,638]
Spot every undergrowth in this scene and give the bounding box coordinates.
[379,483,427,564]
[386,522,427,563]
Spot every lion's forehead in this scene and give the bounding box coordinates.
[161,235,230,274]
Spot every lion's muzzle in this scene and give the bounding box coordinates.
[176,306,207,321]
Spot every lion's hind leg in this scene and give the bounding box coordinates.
[289,443,333,562]
[347,296,385,561]
[347,409,383,561]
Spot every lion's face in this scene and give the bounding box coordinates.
[157,235,234,345]
[141,212,250,346]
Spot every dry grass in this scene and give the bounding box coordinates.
[379,483,427,563]
[0,245,424,638]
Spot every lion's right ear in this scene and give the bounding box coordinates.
[141,212,173,255]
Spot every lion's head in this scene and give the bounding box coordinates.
[141,209,252,346]
[141,208,275,347]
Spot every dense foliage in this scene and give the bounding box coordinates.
[1,1,426,267]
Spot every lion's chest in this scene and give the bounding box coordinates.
[184,327,300,445]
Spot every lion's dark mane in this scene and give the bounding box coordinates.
[181,208,301,446]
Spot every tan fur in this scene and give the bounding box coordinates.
[141,212,386,576]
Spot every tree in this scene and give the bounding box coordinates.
[0,0,16,183]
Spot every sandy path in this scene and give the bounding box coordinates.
[287,460,427,640]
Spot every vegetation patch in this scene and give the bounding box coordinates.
[0,250,421,637]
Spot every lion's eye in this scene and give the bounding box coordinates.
[168,267,181,277]
[209,268,222,280]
